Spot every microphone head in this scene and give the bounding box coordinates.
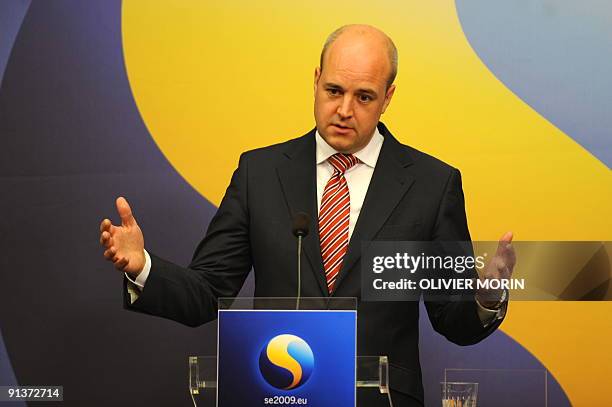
[292,212,310,238]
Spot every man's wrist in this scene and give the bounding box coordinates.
[125,270,141,280]
[475,288,507,310]
[124,250,151,291]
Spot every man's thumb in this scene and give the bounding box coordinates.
[495,231,514,256]
[116,196,136,226]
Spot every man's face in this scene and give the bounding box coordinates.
[314,36,395,154]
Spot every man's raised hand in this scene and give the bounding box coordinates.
[476,231,516,308]
[99,197,145,277]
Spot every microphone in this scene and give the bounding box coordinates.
[292,212,310,238]
[292,212,310,310]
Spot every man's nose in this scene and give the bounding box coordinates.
[336,95,353,119]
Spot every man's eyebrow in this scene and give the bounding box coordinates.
[356,88,378,97]
[324,83,378,97]
[324,82,344,90]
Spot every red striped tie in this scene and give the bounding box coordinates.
[319,153,360,294]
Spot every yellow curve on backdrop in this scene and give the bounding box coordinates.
[122,1,612,404]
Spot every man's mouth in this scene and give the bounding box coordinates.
[331,123,352,130]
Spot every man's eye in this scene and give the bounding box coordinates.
[327,88,341,96]
[359,94,372,103]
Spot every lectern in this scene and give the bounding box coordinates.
[188,297,394,406]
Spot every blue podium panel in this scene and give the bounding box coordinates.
[217,309,357,407]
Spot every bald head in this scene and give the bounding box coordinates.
[319,24,398,89]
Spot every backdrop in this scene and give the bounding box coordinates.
[1,1,610,405]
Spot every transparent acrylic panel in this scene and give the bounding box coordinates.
[189,356,393,407]
[189,356,216,406]
[443,368,548,407]
[218,296,357,311]
[356,356,389,391]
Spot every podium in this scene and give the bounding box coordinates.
[188,297,394,407]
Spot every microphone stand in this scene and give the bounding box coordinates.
[292,212,309,311]
[296,234,302,310]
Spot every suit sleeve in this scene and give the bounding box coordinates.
[123,153,253,327]
[424,168,504,345]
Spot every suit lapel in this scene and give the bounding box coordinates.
[276,130,329,297]
[332,124,416,293]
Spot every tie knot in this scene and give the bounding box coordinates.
[328,153,359,174]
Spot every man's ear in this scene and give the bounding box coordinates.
[381,84,396,114]
[314,67,322,94]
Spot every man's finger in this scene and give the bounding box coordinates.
[495,231,514,256]
[114,257,128,270]
[100,218,112,233]
[100,231,112,247]
[116,197,136,227]
[103,248,115,260]
[502,244,517,274]
[500,231,513,243]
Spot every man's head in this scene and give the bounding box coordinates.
[314,24,397,154]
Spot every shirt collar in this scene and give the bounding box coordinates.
[315,126,383,168]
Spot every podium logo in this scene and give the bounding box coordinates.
[259,334,314,390]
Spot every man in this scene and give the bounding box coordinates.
[100,25,515,406]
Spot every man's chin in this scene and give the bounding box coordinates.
[327,139,355,154]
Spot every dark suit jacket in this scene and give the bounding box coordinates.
[126,122,503,406]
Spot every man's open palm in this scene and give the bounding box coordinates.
[99,197,145,277]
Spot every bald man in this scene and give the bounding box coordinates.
[100,25,514,406]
